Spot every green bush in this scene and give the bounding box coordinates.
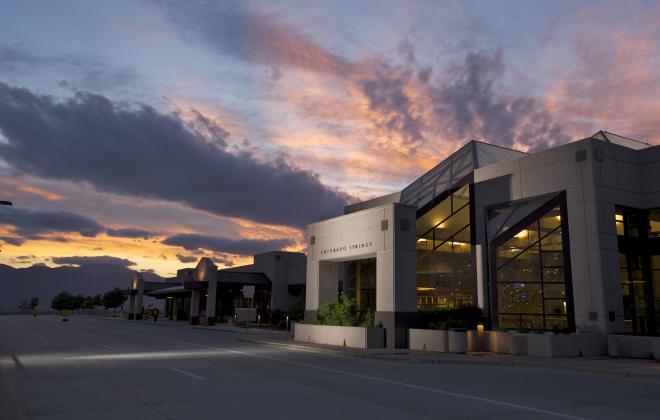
[288,293,305,322]
[316,294,375,327]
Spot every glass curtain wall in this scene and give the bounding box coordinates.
[345,258,377,313]
[492,198,573,332]
[616,207,660,335]
[416,184,473,309]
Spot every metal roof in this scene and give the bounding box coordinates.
[400,140,526,210]
[592,130,651,150]
[218,271,271,285]
[147,285,188,296]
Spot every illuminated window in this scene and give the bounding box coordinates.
[493,198,573,332]
[416,183,472,310]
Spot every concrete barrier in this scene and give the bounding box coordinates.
[652,338,660,361]
[409,329,467,353]
[409,329,447,352]
[293,323,385,349]
[527,333,608,357]
[608,335,655,359]
[485,331,513,354]
[448,330,467,353]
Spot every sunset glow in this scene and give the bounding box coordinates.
[1,0,659,277]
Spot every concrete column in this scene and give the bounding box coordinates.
[127,294,135,320]
[375,249,417,349]
[134,289,143,320]
[206,278,217,326]
[305,260,338,321]
[190,289,200,325]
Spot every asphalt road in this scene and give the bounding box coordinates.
[1,315,660,420]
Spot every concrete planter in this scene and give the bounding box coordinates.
[485,331,607,357]
[293,323,385,349]
[526,333,608,358]
[409,329,467,353]
[448,330,467,353]
[652,338,660,361]
[484,331,513,354]
[608,335,656,359]
[510,333,529,356]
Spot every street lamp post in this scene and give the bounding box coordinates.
[0,200,11,252]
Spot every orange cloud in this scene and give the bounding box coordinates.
[0,177,65,202]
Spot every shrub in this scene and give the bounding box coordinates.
[317,294,376,327]
[288,293,305,322]
[360,310,375,328]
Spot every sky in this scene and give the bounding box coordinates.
[0,0,659,277]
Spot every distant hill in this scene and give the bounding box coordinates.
[0,263,167,311]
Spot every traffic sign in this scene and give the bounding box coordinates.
[243,285,255,299]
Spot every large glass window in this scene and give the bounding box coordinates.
[615,206,660,335]
[416,184,473,309]
[345,258,376,313]
[494,203,572,332]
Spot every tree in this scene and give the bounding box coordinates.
[81,296,94,312]
[102,288,127,313]
[29,297,39,309]
[18,299,29,312]
[93,294,103,307]
[73,294,86,311]
[51,292,77,311]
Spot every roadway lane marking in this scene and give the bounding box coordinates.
[108,329,587,420]
[30,332,56,347]
[99,344,113,350]
[170,368,205,381]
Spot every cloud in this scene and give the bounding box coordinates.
[0,45,140,92]
[0,82,349,227]
[106,227,154,239]
[360,70,425,146]
[429,50,566,151]
[212,253,235,267]
[0,236,23,246]
[0,207,105,243]
[176,253,197,263]
[163,233,293,255]
[158,1,353,77]
[51,255,136,267]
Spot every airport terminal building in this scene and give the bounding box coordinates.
[127,251,305,324]
[305,132,660,346]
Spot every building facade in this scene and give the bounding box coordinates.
[127,251,306,325]
[305,132,660,343]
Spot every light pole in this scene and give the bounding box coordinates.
[0,200,11,252]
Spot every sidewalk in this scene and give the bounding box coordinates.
[238,335,660,380]
[83,315,660,379]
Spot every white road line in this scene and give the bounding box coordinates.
[30,332,56,347]
[99,344,112,350]
[109,329,588,420]
[170,367,205,381]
